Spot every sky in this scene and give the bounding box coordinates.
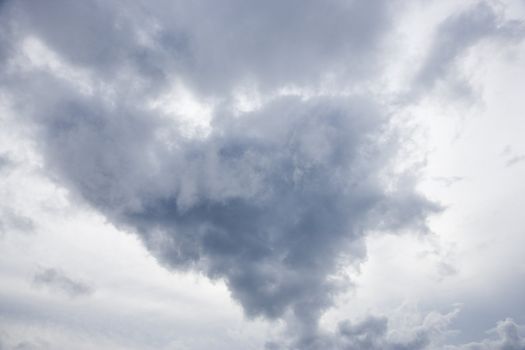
[1,0,525,349]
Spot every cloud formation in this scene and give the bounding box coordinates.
[411,1,525,98]
[0,0,439,326]
[1,0,524,348]
[1,0,394,98]
[447,318,525,350]
[32,268,93,298]
[0,154,11,172]
[21,82,437,340]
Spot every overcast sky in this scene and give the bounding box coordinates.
[1,0,525,349]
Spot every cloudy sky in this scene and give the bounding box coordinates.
[1,0,525,349]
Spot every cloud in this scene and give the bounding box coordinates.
[0,154,12,172]
[0,0,524,347]
[32,268,94,298]
[7,0,515,347]
[505,155,525,167]
[501,145,525,167]
[11,342,46,350]
[1,0,396,97]
[0,337,51,350]
[2,66,438,347]
[432,176,465,187]
[269,308,525,350]
[0,207,34,236]
[24,82,438,326]
[446,318,525,350]
[411,1,525,98]
[268,307,461,350]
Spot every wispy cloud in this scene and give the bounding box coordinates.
[32,268,93,298]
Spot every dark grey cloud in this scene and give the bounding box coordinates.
[25,83,437,324]
[2,73,439,345]
[411,1,525,98]
[0,0,482,348]
[141,0,394,94]
[1,0,395,97]
[32,268,93,298]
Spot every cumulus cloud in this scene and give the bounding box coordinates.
[32,268,93,298]
[1,0,523,348]
[22,82,437,330]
